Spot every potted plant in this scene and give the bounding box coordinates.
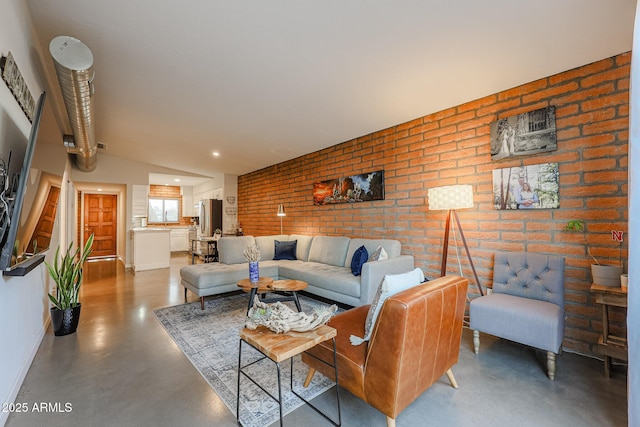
[46,234,94,336]
[563,220,622,287]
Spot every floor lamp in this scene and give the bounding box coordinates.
[428,185,484,296]
[277,204,286,234]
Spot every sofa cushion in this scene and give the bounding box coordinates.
[278,262,361,298]
[289,234,314,261]
[274,240,297,260]
[470,293,564,353]
[350,267,425,345]
[181,262,279,290]
[308,236,351,267]
[350,245,368,276]
[218,236,256,264]
[344,239,400,268]
[254,235,288,261]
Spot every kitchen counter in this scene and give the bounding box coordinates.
[131,228,170,272]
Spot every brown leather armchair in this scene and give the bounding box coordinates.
[302,275,468,427]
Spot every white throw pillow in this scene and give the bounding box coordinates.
[368,245,389,262]
[350,268,425,345]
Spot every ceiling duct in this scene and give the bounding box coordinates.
[49,36,97,172]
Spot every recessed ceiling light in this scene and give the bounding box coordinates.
[97,188,102,192]
[174,178,181,182]
[213,151,220,157]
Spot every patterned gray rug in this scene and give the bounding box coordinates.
[153,293,336,427]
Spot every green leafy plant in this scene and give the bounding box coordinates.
[46,234,94,310]
[563,220,599,265]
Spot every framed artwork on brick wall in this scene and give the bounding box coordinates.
[313,170,384,205]
[490,106,557,160]
[492,163,559,210]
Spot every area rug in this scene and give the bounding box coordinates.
[153,293,337,427]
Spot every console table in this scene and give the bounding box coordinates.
[190,237,218,264]
[590,284,628,377]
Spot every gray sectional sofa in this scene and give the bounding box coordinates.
[180,234,415,309]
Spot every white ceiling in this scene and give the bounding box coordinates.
[26,0,636,181]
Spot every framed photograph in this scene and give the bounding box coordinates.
[490,106,556,160]
[313,170,384,205]
[492,163,559,210]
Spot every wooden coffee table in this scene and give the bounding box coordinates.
[237,278,308,313]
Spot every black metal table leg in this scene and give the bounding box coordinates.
[236,340,243,425]
[247,288,258,313]
[291,338,342,426]
[276,362,283,426]
[292,292,302,312]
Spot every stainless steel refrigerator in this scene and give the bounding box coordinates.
[198,199,223,237]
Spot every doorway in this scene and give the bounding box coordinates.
[83,193,117,258]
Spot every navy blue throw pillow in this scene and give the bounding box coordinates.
[350,245,369,276]
[274,240,297,260]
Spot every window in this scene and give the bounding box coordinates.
[148,198,179,223]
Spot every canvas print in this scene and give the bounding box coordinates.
[490,106,556,160]
[492,163,559,210]
[313,170,384,205]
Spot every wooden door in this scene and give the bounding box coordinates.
[84,194,117,258]
[28,185,61,253]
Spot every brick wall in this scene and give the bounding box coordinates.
[238,53,630,356]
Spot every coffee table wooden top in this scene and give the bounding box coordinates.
[237,277,274,291]
[237,278,307,293]
[240,325,336,362]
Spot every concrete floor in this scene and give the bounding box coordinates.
[7,254,628,427]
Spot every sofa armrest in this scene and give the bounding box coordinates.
[359,255,415,305]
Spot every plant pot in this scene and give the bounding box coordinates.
[621,274,628,290]
[591,264,623,287]
[51,304,82,336]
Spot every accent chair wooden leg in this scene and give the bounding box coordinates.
[445,369,459,389]
[386,416,396,427]
[473,330,480,354]
[547,351,556,380]
[200,297,205,310]
[184,287,187,303]
[303,368,316,388]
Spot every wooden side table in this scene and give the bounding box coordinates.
[590,284,628,376]
[236,325,341,426]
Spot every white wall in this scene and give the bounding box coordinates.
[628,2,639,425]
[0,1,64,425]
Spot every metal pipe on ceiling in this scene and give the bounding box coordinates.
[49,36,97,172]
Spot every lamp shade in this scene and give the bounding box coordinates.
[277,204,286,216]
[428,185,474,211]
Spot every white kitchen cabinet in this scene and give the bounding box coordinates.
[131,228,170,271]
[170,228,189,252]
[132,184,148,217]
[182,186,195,217]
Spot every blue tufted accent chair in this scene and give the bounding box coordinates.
[469,251,565,380]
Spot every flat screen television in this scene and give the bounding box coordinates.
[0,91,56,276]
